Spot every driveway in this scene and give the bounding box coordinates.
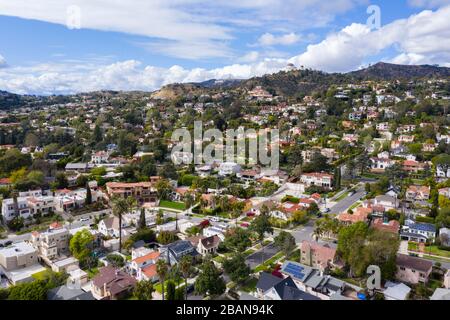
[329,186,366,214]
[245,243,278,269]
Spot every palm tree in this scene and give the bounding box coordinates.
[179,255,193,300]
[156,259,169,301]
[111,196,134,253]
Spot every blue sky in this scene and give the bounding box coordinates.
[0,0,449,95]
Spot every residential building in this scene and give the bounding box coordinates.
[105,181,157,204]
[218,162,241,176]
[130,251,160,281]
[405,185,430,202]
[401,220,436,243]
[300,172,333,189]
[159,240,199,266]
[256,272,320,301]
[188,235,221,255]
[395,254,433,284]
[91,267,137,300]
[371,218,400,234]
[0,242,38,271]
[31,226,70,260]
[299,241,338,270]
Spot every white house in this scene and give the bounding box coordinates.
[218,162,241,176]
[130,251,160,281]
[98,216,129,238]
[300,173,333,189]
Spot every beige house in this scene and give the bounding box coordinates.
[0,242,38,271]
[31,225,70,260]
[395,254,433,284]
[300,241,338,271]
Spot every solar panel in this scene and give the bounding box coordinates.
[284,263,306,279]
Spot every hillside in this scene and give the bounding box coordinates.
[348,62,450,80]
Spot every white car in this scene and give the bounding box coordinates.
[79,217,90,222]
[211,217,220,222]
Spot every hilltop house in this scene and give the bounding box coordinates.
[395,254,433,284]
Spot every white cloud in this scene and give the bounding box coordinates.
[0,0,366,59]
[1,5,450,95]
[290,5,450,72]
[257,33,300,46]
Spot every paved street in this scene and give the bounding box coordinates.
[245,243,278,269]
[329,185,366,214]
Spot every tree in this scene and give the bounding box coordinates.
[223,227,252,252]
[155,179,173,200]
[274,231,296,257]
[250,212,273,242]
[179,255,193,300]
[157,231,179,245]
[85,183,92,205]
[356,153,370,175]
[250,212,273,265]
[105,254,125,268]
[166,280,176,300]
[133,280,154,300]
[69,229,95,264]
[194,258,226,297]
[111,196,135,253]
[55,172,68,189]
[292,210,309,225]
[138,207,146,230]
[337,222,369,277]
[333,167,341,189]
[156,259,169,301]
[7,281,47,300]
[222,253,251,284]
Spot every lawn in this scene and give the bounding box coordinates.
[155,278,183,293]
[159,200,186,211]
[335,191,350,202]
[408,243,450,258]
[254,251,284,273]
[32,269,52,280]
[243,248,256,257]
[239,277,258,293]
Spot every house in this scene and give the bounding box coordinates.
[371,218,400,234]
[370,157,395,172]
[188,235,221,256]
[218,162,241,176]
[203,224,228,241]
[47,285,95,300]
[337,207,371,225]
[405,185,430,202]
[401,220,436,243]
[0,242,38,271]
[159,240,199,266]
[402,160,428,173]
[373,195,398,210]
[256,272,320,301]
[300,241,338,270]
[91,266,137,300]
[383,282,411,300]
[98,216,129,238]
[30,226,70,260]
[430,288,450,300]
[439,187,450,198]
[395,254,433,284]
[1,197,31,221]
[280,261,353,300]
[130,251,160,281]
[91,151,110,164]
[105,181,157,204]
[444,269,450,289]
[439,228,450,247]
[300,172,333,189]
[436,165,450,178]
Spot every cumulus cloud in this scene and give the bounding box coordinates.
[1,5,450,94]
[290,5,450,72]
[257,33,301,46]
[0,0,366,59]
